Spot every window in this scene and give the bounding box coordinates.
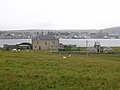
[45,42,47,45]
[53,41,55,44]
[37,41,39,44]
[35,46,36,48]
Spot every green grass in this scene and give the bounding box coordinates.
[0,50,120,90]
[112,47,120,52]
[80,47,86,51]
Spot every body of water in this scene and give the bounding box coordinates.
[0,39,120,48]
[0,39,32,48]
[59,39,120,47]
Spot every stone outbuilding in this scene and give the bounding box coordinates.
[94,41,101,53]
[32,35,59,50]
[103,47,114,53]
[87,41,114,53]
[3,42,32,51]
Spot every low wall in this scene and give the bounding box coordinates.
[52,51,120,54]
[52,51,97,54]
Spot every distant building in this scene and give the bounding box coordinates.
[103,47,114,53]
[94,41,101,53]
[63,45,77,49]
[94,41,114,53]
[32,35,59,50]
[87,41,114,53]
[18,43,32,50]
[3,43,32,50]
[3,44,17,51]
[59,43,64,49]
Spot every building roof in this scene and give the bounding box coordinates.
[19,45,29,47]
[33,35,58,40]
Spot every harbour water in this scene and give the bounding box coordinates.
[0,39,32,48]
[0,39,120,48]
[59,39,120,47]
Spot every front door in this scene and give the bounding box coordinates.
[39,46,41,50]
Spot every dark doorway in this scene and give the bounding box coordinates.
[39,46,41,50]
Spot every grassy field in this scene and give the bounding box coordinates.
[112,47,120,52]
[0,50,120,90]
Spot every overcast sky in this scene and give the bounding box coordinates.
[0,0,120,30]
